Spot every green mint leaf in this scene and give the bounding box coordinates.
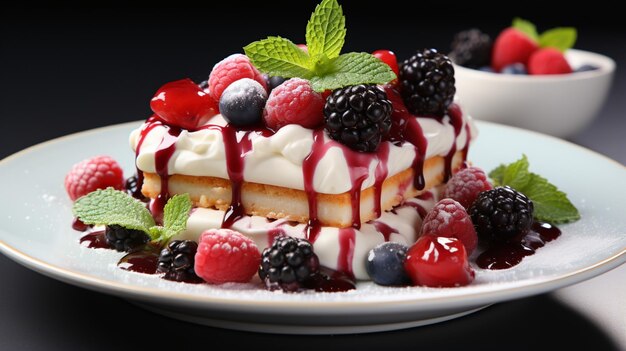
[489,164,506,186]
[244,36,314,78]
[512,17,539,41]
[539,27,577,52]
[524,174,581,223]
[306,0,346,61]
[489,156,580,224]
[490,154,531,190]
[161,194,193,241]
[309,52,396,92]
[73,188,155,234]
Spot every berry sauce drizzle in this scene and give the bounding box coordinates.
[132,115,162,200]
[79,230,109,249]
[305,267,356,292]
[118,244,161,274]
[219,125,251,228]
[336,228,356,278]
[72,218,90,232]
[149,126,181,223]
[442,104,465,182]
[385,86,428,191]
[477,222,561,270]
[302,130,329,243]
[372,143,390,218]
[372,221,398,242]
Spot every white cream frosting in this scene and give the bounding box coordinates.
[171,191,438,280]
[130,112,476,194]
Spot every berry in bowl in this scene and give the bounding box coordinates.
[450,19,615,138]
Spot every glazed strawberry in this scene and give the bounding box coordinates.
[420,199,478,254]
[404,236,475,288]
[263,78,325,130]
[208,54,267,101]
[65,156,125,201]
[443,167,492,209]
[491,28,539,72]
[528,48,573,75]
[373,49,400,77]
[150,78,218,130]
[194,229,261,284]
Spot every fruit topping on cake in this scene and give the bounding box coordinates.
[399,48,456,116]
[65,0,581,293]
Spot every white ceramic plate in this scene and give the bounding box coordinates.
[1,121,625,334]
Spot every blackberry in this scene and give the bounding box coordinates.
[399,48,456,117]
[125,175,148,201]
[449,29,492,69]
[157,240,202,283]
[259,236,320,292]
[105,225,149,252]
[469,186,534,243]
[323,84,392,152]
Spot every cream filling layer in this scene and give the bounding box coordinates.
[130,112,476,194]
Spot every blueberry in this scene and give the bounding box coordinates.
[501,63,527,75]
[478,66,494,73]
[575,64,599,73]
[365,242,410,286]
[219,78,267,126]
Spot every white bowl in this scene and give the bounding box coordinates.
[454,49,615,138]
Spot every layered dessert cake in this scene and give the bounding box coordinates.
[129,96,474,279]
[70,0,577,292]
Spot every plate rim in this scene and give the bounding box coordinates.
[1,120,625,312]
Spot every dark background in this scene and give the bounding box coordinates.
[1,2,624,350]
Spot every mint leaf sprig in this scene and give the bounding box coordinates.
[489,155,580,224]
[244,0,396,92]
[512,17,577,52]
[73,188,192,245]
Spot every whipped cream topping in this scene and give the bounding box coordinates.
[130,111,476,194]
[172,190,439,280]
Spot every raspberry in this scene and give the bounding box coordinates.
[208,54,267,101]
[469,186,534,243]
[194,229,261,284]
[449,29,492,69]
[443,167,493,209]
[404,236,474,288]
[65,156,125,201]
[528,48,573,75]
[419,199,478,255]
[491,28,539,72]
[258,236,320,292]
[150,78,219,130]
[323,84,392,152]
[399,48,456,117]
[263,78,325,130]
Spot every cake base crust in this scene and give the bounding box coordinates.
[141,151,464,228]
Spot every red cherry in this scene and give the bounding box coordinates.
[373,49,400,77]
[404,236,475,287]
[150,78,218,130]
